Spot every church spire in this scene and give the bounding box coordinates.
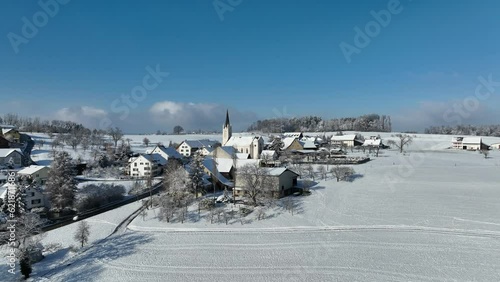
[222,109,232,145]
[224,110,230,127]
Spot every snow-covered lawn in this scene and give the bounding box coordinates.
[5,132,500,281]
[0,201,142,281]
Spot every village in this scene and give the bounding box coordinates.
[0,111,498,222]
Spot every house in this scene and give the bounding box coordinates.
[24,186,46,210]
[234,167,299,198]
[451,137,489,150]
[331,134,364,147]
[490,143,500,150]
[283,132,303,139]
[282,137,304,151]
[0,149,24,168]
[0,136,10,148]
[0,183,46,210]
[202,157,234,191]
[147,145,183,161]
[177,139,219,157]
[362,136,382,147]
[128,154,161,178]
[222,111,264,159]
[17,165,50,185]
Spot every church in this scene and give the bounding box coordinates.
[222,110,264,159]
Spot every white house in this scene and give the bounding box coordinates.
[0,149,23,168]
[177,139,219,157]
[490,143,500,150]
[0,183,46,210]
[17,165,50,185]
[451,137,489,150]
[129,154,161,178]
[331,134,364,147]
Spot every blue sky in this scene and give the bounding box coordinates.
[1,0,499,133]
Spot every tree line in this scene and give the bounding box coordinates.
[247,114,392,133]
[0,113,90,134]
[424,125,500,137]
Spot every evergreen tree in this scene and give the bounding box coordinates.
[189,154,205,198]
[45,151,77,211]
[20,251,32,279]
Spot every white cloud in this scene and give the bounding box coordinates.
[55,106,108,128]
[149,101,256,132]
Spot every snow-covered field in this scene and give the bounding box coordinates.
[3,132,500,281]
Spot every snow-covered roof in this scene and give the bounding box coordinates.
[300,140,317,149]
[182,139,218,149]
[17,165,48,175]
[331,134,357,141]
[265,167,299,177]
[202,157,234,187]
[225,136,261,147]
[0,149,22,158]
[462,137,482,144]
[282,137,298,149]
[0,124,15,129]
[236,153,249,159]
[151,145,183,159]
[1,128,17,135]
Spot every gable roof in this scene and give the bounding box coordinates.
[282,137,298,149]
[152,145,183,159]
[331,134,357,141]
[462,137,482,144]
[0,149,22,158]
[17,165,48,175]
[265,167,299,177]
[300,140,317,149]
[225,136,262,147]
[182,139,219,149]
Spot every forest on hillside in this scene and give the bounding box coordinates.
[424,125,500,136]
[247,114,392,133]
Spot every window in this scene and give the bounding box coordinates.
[30,192,35,197]
[133,168,138,171]
[31,199,41,205]
[140,162,144,165]
[134,163,137,167]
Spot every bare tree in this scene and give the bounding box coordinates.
[140,208,148,221]
[255,206,267,220]
[305,164,315,181]
[37,139,45,150]
[330,165,355,182]
[237,163,274,206]
[317,165,327,180]
[143,137,150,147]
[388,134,413,153]
[108,127,124,148]
[74,220,90,248]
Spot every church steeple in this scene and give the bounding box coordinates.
[224,110,230,127]
[222,109,232,145]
